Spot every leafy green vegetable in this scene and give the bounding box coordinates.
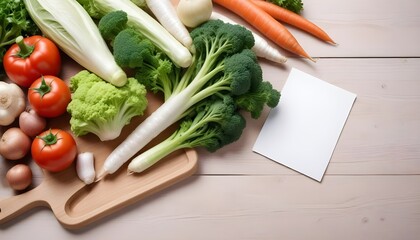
[24,0,127,86]
[0,0,40,73]
[67,70,148,141]
[129,0,147,9]
[267,0,304,14]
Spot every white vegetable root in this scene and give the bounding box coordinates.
[210,11,287,64]
[97,88,192,179]
[146,0,192,49]
[76,152,96,184]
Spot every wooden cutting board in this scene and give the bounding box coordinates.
[0,92,198,229]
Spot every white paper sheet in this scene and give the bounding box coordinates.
[253,68,357,181]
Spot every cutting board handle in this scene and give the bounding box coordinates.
[0,183,50,225]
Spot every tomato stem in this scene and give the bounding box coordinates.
[37,129,63,151]
[31,76,51,98]
[15,36,34,58]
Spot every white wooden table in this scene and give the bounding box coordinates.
[1,0,420,239]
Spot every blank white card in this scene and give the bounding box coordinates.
[253,68,357,181]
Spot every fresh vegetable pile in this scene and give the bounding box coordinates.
[94,13,280,177]
[0,0,335,191]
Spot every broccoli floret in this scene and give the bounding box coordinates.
[190,20,254,61]
[235,81,281,118]
[98,13,180,102]
[179,20,279,118]
[98,10,128,42]
[178,94,247,152]
[67,70,148,141]
[176,95,245,152]
[167,20,257,103]
[112,29,155,69]
[111,28,180,100]
[223,51,261,95]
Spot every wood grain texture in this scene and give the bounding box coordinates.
[1,176,420,240]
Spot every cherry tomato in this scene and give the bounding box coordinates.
[3,35,61,87]
[28,75,71,118]
[31,129,77,172]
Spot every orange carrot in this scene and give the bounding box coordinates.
[213,0,314,61]
[251,0,336,44]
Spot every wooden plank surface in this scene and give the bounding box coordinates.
[1,0,420,238]
[1,176,420,239]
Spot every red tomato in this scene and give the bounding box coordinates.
[31,129,77,172]
[28,75,71,118]
[3,35,61,87]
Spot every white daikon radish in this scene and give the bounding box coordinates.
[146,0,192,49]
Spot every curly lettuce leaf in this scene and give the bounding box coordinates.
[0,0,40,64]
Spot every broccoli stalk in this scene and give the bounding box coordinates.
[128,96,246,173]
[97,18,281,177]
[66,70,148,141]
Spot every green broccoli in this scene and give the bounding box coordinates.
[178,95,246,152]
[235,81,281,118]
[67,70,148,141]
[267,0,304,14]
[98,11,180,101]
[121,20,281,174]
[178,20,279,119]
[127,95,246,173]
[98,10,128,43]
